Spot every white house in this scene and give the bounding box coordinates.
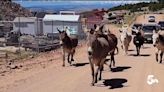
[43,14,85,39]
[13,17,43,35]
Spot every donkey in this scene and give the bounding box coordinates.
[152,30,164,63]
[94,24,118,68]
[133,30,144,56]
[87,28,117,86]
[57,28,78,66]
[119,29,132,55]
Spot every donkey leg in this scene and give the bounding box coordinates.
[99,65,103,81]
[136,46,139,56]
[89,57,95,86]
[94,66,99,84]
[160,51,163,63]
[121,45,123,49]
[155,49,159,62]
[71,49,75,62]
[67,53,71,65]
[139,46,141,55]
[125,45,128,55]
[99,59,105,80]
[62,51,65,67]
[111,52,115,67]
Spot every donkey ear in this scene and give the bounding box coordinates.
[94,24,97,29]
[90,28,94,34]
[100,25,104,31]
[57,28,61,33]
[119,29,122,33]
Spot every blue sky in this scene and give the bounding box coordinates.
[14,1,150,7]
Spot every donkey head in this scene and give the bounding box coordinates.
[57,28,68,45]
[120,29,128,40]
[94,24,110,35]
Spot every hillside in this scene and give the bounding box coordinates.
[0,0,33,21]
[109,2,164,12]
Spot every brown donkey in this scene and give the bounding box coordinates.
[57,28,78,67]
[87,28,117,86]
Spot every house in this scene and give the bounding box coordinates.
[82,10,105,29]
[43,14,85,39]
[13,17,43,35]
[86,15,103,29]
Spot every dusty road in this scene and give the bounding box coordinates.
[135,14,164,24]
[0,14,164,92]
[0,41,164,92]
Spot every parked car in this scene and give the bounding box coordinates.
[142,24,160,43]
[158,21,164,30]
[148,16,155,22]
[131,23,142,35]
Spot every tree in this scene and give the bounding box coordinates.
[158,0,164,3]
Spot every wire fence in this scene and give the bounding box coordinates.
[0,16,102,61]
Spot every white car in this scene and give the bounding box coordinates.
[148,16,155,22]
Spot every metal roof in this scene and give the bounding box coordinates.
[43,14,80,22]
[13,17,37,22]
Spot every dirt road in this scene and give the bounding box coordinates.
[135,14,164,24]
[0,14,164,92]
[0,41,164,92]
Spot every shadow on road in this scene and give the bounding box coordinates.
[128,49,135,51]
[128,54,151,57]
[142,46,151,49]
[111,66,131,72]
[72,62,89,67]
[103,78,128,89]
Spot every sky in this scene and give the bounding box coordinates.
[13,1,150,7]
[12,0,152,12]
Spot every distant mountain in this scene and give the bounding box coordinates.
[13,1,150,13]
[27,4,118,13]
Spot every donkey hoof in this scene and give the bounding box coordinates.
[71,59,74,61]
[91,83,95,86]
[109,64,112,68]
[156,59,158,62]
[95,80,98,83]
[99,77,102,80]
[160,61,162,63]
[62,65,65,67]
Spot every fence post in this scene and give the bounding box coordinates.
[52,20,54,44]
[18,16,21,56]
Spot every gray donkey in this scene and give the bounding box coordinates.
[87,28,117,86]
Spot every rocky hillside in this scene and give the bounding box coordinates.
[0,0,33,21]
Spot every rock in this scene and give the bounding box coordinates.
[10,65,18,69]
